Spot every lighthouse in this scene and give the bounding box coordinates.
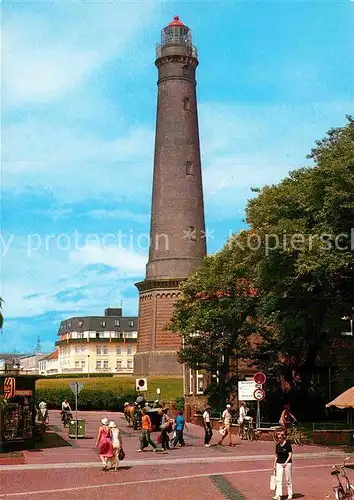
[134,16,206,376]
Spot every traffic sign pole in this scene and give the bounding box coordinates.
[256,401,260,429]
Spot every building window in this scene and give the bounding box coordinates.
[75,346,79,353]
[129,320,134,327]
[189,369,193,395]
[127,346,132,355]
[81,345,85,352]
[127,360,133,369]
[196,370,204,394]
[116,346,122,355]
[183,96,191,110]
[96,346,101,355]
[116,360,122,369]
[68,321,72,328]
[103,360,108,369]
[78,321,84,327]
[99,332,105,338]
[185,161,194,176]
[103,346,108,355]
[114,320,120,327]
[114,332,121,339]
[96,361,101,369]
[75,361,80,368]
[78,333,84,339]
[81,360,85,368]
[101,321,106,327]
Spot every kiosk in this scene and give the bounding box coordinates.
[0,375,38,452]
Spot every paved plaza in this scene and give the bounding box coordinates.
[0,411,352,499]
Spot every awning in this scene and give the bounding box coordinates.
[326,386,354,409]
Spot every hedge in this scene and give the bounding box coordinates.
[35,388,136,412]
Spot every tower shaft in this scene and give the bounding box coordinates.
[134,17,206,376]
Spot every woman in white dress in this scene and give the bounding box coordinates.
[109,421,123,470]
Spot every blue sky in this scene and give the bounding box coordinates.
[1,0,353,354]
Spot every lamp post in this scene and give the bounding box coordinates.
[87,354,90,378]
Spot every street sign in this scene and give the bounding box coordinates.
[253,388,265,401]
[4,377,16,399]
[69,382,84,396]
[136,378,148,391]
[254,372,267,385]
[156,388,161,395]
[238,381,257,401]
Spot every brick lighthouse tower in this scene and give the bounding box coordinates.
[134,16,206,376]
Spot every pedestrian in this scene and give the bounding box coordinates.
[109,421,123,471]
[273,431,293,500]
[171,410,186,447]
[95,418,114,470]
[218,404,233,447]
[238,401,248,438]
[279,404,297,436]
[38,401,49,425]
[203,405,213,447]
[159,409,171,450]
[137,408,159,452]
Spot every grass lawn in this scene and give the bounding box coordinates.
[37,376,183,401]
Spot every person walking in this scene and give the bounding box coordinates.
[137,408,159,452]
[95,418,114,470]
[203,405,213,447]
[273,431,293,500]
[218,404,233,447]
[159,410,171,450]
[172,410,186,447]
[109,421,122,470]
[38,401,49,425]
[238,401,248,438]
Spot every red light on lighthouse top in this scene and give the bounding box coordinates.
[168,15,185,27]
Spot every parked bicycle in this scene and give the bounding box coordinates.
[272,423,302,445]
[240,417,261,441]
[331,456,354,499]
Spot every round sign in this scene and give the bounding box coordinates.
[254,372,267,385]
[253,388,265,401]
[138,379,145,387]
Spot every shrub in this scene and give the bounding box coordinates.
[175,396,185,411]
[35,388,136,411]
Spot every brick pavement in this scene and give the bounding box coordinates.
[0,410,352,499]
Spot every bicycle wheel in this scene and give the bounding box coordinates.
[292,427,302,445]
[333,486,345,500]
[247,429,253,441]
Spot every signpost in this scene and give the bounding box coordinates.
[69,382,84,438]
[252,372,266,429]
[238,381,257,401]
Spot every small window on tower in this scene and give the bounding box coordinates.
[183,96,191,110]
[185,161,194,176]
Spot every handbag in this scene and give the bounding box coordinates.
[118,448,125,461]
[219,426,227,437]
[269,473,276,491]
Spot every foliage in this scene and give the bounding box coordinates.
[175,396,185,412]
[171,117,354,411]
[0,297,3,329]
[37,376,183,403]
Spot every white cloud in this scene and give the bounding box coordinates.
[70,245,146,277]
[2,1,159,105]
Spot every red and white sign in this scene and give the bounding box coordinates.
[254,372,267,385]
[253,388,265,401]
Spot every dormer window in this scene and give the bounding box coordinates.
[129,320,134,327]
[114,320,120,327]
[101,321,106,327]
[78,321,83,327]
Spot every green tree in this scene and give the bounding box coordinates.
[171,117,354,410]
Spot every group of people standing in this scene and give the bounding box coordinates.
[137,408,187,452]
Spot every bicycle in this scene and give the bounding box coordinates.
[331,457,354,499]
[272,423,302,445]
[240,418,261,441]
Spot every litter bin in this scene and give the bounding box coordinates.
[68,419,86,438]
